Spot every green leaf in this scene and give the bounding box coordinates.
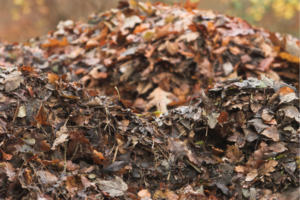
[195,141,204,145]
[276,154,285,160]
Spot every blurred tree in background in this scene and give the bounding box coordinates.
[0,0,298,42]
[226,0,299,35]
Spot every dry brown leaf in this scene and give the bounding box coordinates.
[146,87,177,112]
[262,109,274,122]
[236,110,246,127]
[279,52,300,63]
[168,137,189,160]
[153,189,179,200]
[260,125,279,142]
[37,170,58,186]
[47,73,59,84]
[258,160,278,176]
[92,150,105,165]
[35,106,51,126]
[245,160,278,182]
[136,81,153,94]
[41,37,69,48]
[217,111,229,123]
[51,124,69,150]
[154,23,171,40]
[259,57,274,71]
[226,144,244,163]
[1,162,16,181]
[269,142,288,153]
[0,148,12,160]
[116,137,126,154]
[234,165,245,173]
[97,176,128,197]
[165,40,179,55]
[66,175,83,194]
[117,120,129,134]
[81,175,94,188]
[245,168,258,182]
[138,189,151,198]
[86,39,99,49]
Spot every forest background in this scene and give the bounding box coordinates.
[0,0,299,43]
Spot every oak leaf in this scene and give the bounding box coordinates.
[245,160,278,182]
[146,87,177,113]
[226,144,244,163]
[1,162,16,181]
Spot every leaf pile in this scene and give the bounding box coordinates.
[0,1,299,113]
[0,64,298,199]
[0,1,299,199]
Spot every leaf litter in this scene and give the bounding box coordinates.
[0,1,299,199]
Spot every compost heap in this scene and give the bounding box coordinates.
[0,1,299,200]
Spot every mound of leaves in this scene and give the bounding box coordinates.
[0,65,298,199]
[0,1,299,113]
[0,1,299,199]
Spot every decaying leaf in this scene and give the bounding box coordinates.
[226,144,244,163]
[51,124,69,150]
[35,106,51,126]
[97,176,128,197]
[245,160,278,182]
[260,125,279,142]
[1,162,16,181]
[245,168,258,182]
[168,137,189,159]
[0,70,24,92]
[37,170,58,186]
[205,113,220,129]
[217,111,229,123]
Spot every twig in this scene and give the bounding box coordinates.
[112,146,118,162]
[12,99,20,123]
[34,117,48,135]
[155,144,168,160]
[115,86,121,100]
[177,130,186,138]
[63,141,67,174]
[108,142,116,155]
[104,119,111,130]
[28,162,45,193]
[70,143,79,161]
